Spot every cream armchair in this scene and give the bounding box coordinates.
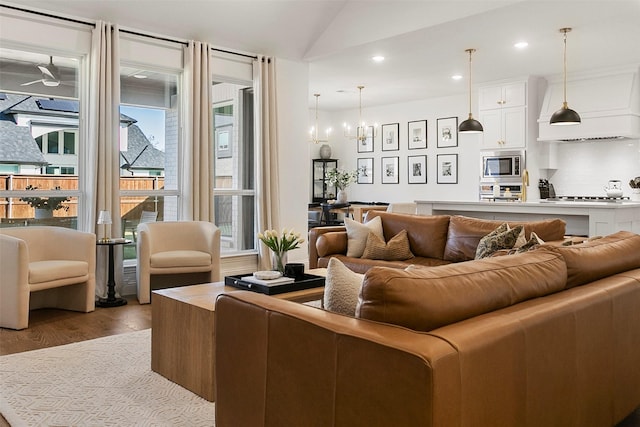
[136,221,220,304]
[0,226,96,330]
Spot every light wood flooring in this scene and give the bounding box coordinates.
[1,297,639,426]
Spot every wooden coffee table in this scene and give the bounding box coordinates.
[151,269,326,401]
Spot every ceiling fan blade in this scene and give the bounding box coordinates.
[21,79,43,86]
[38,64,56,79]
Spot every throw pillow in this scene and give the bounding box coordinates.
[475,224,523,259]
[323,257,364,316]
[361,229,414,261]
[508,223,527,248]
[345,216,384,258]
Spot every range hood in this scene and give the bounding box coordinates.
[538,68,640,142]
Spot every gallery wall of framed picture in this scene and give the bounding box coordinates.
[345,115,462,187]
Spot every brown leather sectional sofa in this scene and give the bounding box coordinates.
[215,230,640,426]
[309,211,568,273]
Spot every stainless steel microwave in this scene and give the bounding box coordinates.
[481,151,524,180]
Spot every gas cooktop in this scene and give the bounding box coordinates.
[545,196,630,202]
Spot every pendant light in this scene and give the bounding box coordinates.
[343,86,378,143]
[550,28,581,125]
[309,93,331,144]
[459,48,483,133]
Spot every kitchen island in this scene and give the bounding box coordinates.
[415,200,640,237]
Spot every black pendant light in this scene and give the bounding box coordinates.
[459,48,483,133]
[550,28,581,125]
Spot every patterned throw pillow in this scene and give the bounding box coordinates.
[361,229,414,261]
[475,224,523,259]
[323,258,364,316]
[345,216,384,258]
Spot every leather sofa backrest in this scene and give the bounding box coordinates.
[549,230,640,288]
[356,247,567,332]
[443,216,566,262]
[365,211,450,260]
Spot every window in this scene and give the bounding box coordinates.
[47,132,59,153]
[213,81,256,253]
[63,132,75,154]
[119,67,180,261]
[0,47,81,229]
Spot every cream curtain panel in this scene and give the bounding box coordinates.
[254,56,281,271]
[182,41,214,221]
[88,21,121,298]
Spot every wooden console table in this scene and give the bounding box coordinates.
[151,270,326,401]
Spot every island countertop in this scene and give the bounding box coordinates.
[415,200,640,237]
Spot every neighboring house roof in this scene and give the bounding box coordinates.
[0,119,47,165]
[120,125,164,171]
[0,93,162,171]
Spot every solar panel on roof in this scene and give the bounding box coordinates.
[36,99,79,113]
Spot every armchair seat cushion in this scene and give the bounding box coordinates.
[29,260,89,285]
[150,250,212,268]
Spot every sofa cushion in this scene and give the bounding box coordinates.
[475,224,522,259]
[150,250,211,268]
[345,216,384,258]
[365,211,450,260]
[444,216,566,262]
[362,230,414,261]
[323,258,364,316]
[356,247,567,332]
[29,260,89,284]
[318,255,451,274]
[549,231,640,289]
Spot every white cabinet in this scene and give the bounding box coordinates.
[479,81,527,149]
[479,82,526,110]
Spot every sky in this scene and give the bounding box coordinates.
[120,105,165,151]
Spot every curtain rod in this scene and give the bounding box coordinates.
[1,3,94,27]
[2,4,261,60]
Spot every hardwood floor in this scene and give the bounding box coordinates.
[1,297,638,426]
[0,295,151,356]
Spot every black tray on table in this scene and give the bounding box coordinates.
[224,273,325,295]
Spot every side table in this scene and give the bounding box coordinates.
[96,239,131,307]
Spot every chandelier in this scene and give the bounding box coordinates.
[309,93,331,144]
[343,85,378,143]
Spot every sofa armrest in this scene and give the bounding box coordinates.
[215,291,461,427]
[0,235,31,329]
[315,231,347,257]
[308,226,346,268]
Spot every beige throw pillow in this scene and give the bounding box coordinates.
[323,258,364,316]
[475,224,523,259]
[361,229,414,261]
[345,216,384,258]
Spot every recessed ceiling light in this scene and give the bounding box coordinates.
[372,55,385,62]
[451,74,463,80]
[514,41,529,49]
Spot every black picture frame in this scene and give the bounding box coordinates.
[381,123,400,151]
[436,153,458,184]
[357,126,374,153]
[436,117,458,148]
[407,120,427,150]
[407,155,427,184]
[381,156,399,184]
[357,157,374,184]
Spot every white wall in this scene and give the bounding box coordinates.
[275,58,310,264]
[309,93,482,204]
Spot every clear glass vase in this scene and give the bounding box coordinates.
[271,250,288,274]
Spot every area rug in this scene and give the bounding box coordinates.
[0,329,215,426]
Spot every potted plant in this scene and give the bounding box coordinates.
[20,185,70,218]
[630,176,640,201]
[325,168,358,203]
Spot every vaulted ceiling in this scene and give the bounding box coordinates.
[4,0,640,111]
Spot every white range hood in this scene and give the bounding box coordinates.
[538,68,640,142]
